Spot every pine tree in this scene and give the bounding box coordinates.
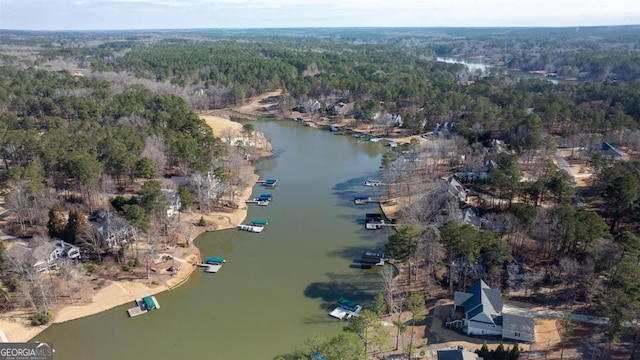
[478,341,490,359]
[494,342,506,360]
[47,203,67,239]
[65,209,90,244]
[508,343,520,360]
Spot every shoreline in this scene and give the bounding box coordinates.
[0,115,264,343]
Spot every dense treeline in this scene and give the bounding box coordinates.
[0,67,222,225]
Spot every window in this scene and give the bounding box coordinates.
[515,332,521,337]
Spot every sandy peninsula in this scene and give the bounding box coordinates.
[0,115,263,343]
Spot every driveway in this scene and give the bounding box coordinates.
[503,303,608,325]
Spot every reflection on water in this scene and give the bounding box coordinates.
[36,119,392,360]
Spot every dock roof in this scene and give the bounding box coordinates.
[206,257,226,264]
[142,296,156,310]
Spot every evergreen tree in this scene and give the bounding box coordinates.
[478,341,490,359]
[64,209,90,244]
[494,343,507,360]
[508,343,520,360]
[47,203,67,239]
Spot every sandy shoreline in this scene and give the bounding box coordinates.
[0,115,262,343]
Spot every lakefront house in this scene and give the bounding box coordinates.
[449,279,535,342]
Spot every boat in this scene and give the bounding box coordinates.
[363,179,384,187]
[329,297,362,320]
[256,200,270,206]
[237,224,264,233]
[127,295,160,317]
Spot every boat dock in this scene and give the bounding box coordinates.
[237,224,264,233]
[329,297,362,320]
[257,179,278,187]
[359,251,385,268]
[354,195,379,205]
[246,193,273,206]
[363,179,385,187]
[365,213,386,229]
[127,296,160,317]
[197,257,226,273]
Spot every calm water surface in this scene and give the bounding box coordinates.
[36,120,392,359]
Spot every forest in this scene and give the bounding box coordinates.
[1,27,640,358]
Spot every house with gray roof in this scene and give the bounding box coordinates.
[451,279,534,342]
[6,240,80,272]
[90,209,136,248]
[601,142,624,161]
[437,347,481,360]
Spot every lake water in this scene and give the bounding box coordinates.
[437,56,488,72]
[35,120,392,359]
[437,56,560,84]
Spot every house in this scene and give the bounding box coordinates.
[451,279,534,342]
[6,240,81,272]
[298,100,321,113]
[437,347,481,360]
[445,177,468,202]
[330,102,351,116]
[163,190,182,218]
[90,210,136,248]
[601,142,624,161]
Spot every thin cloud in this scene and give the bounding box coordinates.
[1,0,639,30]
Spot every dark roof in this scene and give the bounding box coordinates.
[455,279,503,325]
[437,349,481,360]
[602,142,624,157]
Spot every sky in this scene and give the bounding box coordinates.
[1,0,639,31]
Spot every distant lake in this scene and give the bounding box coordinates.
[436,56,561,84]
[436,57,489,72]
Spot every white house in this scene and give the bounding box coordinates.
[451,279,534,342]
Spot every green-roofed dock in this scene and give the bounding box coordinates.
[127,295,160,317]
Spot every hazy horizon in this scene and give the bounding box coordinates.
[1,0,639,31]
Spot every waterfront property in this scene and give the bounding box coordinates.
[449,279,535,342]
[329,298,363,320]
[127,296,160,317]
